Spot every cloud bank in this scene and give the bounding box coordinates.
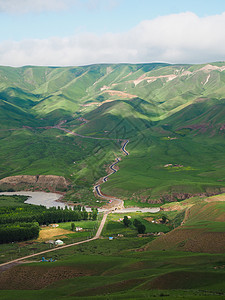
[1,12,225,66]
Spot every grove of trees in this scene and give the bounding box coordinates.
[0,202,98,244]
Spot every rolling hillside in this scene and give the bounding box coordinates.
[145,194,225,253]
[0,62,225,204]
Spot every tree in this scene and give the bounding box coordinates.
[133,218,141,228]
[91,208,98,220]
[161,215,167,224]
[137,224,146,234]
[71,222,75,231]
[123,216,131,227]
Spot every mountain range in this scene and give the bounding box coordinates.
[0,62,225,205]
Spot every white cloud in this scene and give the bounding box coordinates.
[1,12,225,66]
[0,0,76,13]
[0,0,118,14]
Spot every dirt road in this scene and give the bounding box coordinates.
[0,211,108,269]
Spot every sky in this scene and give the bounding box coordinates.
[1,0,225,66]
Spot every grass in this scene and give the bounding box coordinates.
[145,198,225,253]
[0,195,28,206]
[1,245,225,299]
[0,197,225,298]
[101,132,225,201]
[102,212,171,237]
[0,209,102,264]
[1,63,225,206]
[1,62,225,298]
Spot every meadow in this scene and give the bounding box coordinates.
[1,242,225,299]
[0,194,225,298]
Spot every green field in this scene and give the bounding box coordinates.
[0,195,225,298]
[102,212,171,237]
[1,241,225,299]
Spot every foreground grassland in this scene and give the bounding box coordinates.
[1,243,225,299]
[0,196,225,298]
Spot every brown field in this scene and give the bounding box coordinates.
[0,265,93,290]
[140,271,225,290]
[145,227,225,253]
[144,217,154,222]
[146,200,225,253]
[73,278,145,297]
[206,194,225,202]
[37,227,72,241]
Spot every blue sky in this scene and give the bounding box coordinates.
[1,0,225,66]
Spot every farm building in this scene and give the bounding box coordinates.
[76,227,83,232]
[55,239,64,246]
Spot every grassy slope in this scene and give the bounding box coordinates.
[0,63,225,204]
[146,195,225,253]
[101,128,225,201]
[0,242,225,299]
[0,196,225,298]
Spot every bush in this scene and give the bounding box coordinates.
[71,222,75,231]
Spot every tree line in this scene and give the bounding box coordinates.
[0,205,98,225]
[0,222,39,243]
[0,204,98,244]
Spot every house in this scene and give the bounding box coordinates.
[55,239,64,246]
[51,224,59,228]
[76,227,83,232]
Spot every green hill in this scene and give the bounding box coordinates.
[0,62,225,205]
[146,194,225,253]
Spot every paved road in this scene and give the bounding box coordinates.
[121,140,129,155]
[0,123,157,270]
[103,158,120,182]
[94,140,129,210]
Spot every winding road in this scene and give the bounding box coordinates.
[0,120,160,269]
[55,121,130,211]
[93,140,129,210]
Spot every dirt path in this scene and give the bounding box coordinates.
[0,211,108,270]
[181,207,191,225]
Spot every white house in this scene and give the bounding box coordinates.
[55,239,64,246]
[76,227,83,232]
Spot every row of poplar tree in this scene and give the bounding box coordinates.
[0,203,98,243]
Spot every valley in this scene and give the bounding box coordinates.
[0,62,225,206]
[0,62,225,298]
